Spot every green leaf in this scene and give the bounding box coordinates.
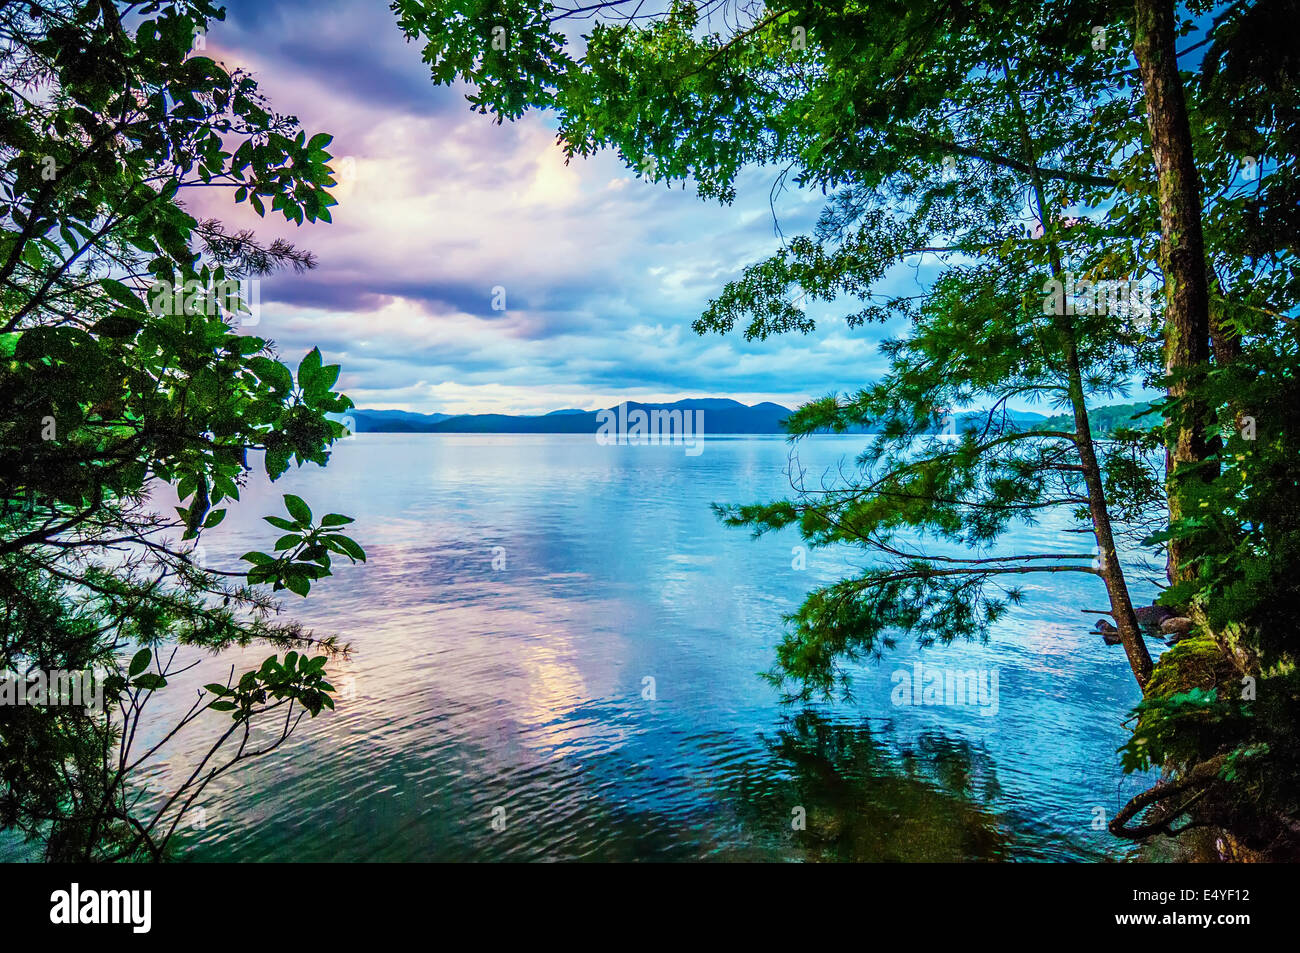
[99,278,145,312]
[92,312,144,337]
[250,356,293,393]
[307,363,341,397]
[265,448,291,481]
[128,648,152,678]
[330,535,366,563]
[283,494,312,525]
[297,347,323,392]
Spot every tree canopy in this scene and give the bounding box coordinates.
[1,0,361,859]
[397,0,1300,855]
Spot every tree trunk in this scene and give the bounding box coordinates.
[1064,336,1153,687]
[1133,0,1214,588]
[1002,57,1153,687]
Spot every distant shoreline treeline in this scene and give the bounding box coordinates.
[345,399,1153,436]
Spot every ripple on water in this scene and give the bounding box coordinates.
[121,435,1152,862]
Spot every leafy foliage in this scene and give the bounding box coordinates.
[1,1,360,860]
[401,0,1300,850]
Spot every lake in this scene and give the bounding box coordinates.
[57,434,1170,861]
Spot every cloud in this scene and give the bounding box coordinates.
[198,0,896,414]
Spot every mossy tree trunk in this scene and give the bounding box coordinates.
[1133,0,1214,588]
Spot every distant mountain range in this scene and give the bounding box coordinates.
[349,399,795,434]
[345,399,1068,435]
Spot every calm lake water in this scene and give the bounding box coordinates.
[17,434,1169,861]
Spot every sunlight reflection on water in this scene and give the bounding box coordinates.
[47,435,1169,861]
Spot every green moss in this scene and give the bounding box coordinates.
[1144,632,1233,699]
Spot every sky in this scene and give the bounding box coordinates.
[193,0,916,416]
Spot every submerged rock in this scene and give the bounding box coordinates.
[1161,616,1194,643]
[1135,604,1176,632]
[1095,619,1122,645]
[1095,603,1179,646]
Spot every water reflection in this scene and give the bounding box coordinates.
[0,435,1155,862]
[724,711,1012,861]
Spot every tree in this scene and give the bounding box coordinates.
[1109,0,1300,854]
[1,0,362,860]
[1132,0,1213,590]
[396,0,1160,688]
[397,0,1299,853]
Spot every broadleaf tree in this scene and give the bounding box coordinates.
[1,0,362,860]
